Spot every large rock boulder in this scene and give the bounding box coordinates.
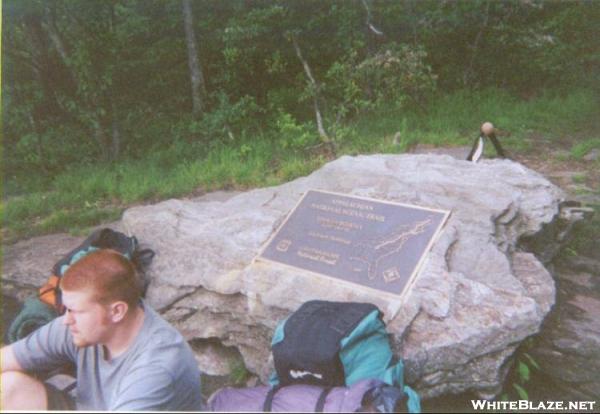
[120,154,566,399]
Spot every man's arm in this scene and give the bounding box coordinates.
[5,317,77,374]
[0,345,24,373]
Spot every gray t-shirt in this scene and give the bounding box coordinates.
[13,301,203,411]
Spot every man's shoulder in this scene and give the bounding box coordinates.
[133,304,195,367]
[143,304,186,345]
[113,304,203,411]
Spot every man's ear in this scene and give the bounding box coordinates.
[109,301,129,323]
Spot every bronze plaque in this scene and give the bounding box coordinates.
[258,190,450,297]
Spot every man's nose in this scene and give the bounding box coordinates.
[63,312,74,325]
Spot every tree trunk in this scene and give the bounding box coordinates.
[361,0,383,101]
[108,2,121,161]
[94,123,110,161]
[43,3,78,89]
[463,1,491,87]
[25,13,60,108]
[21,13,56,173]
[362,0,384,37]
[44,8,69,63]
[28,113,49,174]
[110,97,121,161]
[182,0,206,117]
[291,35,330,143]
[44,2,121,161]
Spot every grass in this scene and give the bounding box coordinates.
[1,138,327,242]
[571,138,600,160]
[345,88,598,152]
[3,88,599,242]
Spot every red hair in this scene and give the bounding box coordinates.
[60,249,141,310]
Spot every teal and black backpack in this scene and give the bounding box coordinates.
[269,300,421,413]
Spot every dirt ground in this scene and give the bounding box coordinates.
[514,153,599,203]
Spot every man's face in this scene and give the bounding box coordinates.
[61,290,113,348]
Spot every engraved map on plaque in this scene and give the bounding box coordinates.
[257,190,450,297]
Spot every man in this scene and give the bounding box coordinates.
[1,249,204,411]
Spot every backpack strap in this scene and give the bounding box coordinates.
[403,385,421,413]
[262,385,282,412]
[314,387,333,412]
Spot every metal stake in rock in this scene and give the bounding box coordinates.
[466,122,507,162]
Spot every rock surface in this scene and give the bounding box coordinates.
[116,154,566,398]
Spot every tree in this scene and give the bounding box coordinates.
[40,0,123,161]
[290,33,330,144]
[181,0,206,117]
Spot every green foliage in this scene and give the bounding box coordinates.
[522,353,540,371]
[4,0,599,186]
[276,155,326,183]
[324,44,437,121]
[498,342,540,402]
[414,1,600,93]
[517,361,530,383]
[512,383,529,400]
[229,360,250,386]
[3,0,599,241]
[39,207,122,235]
[353,44,437,108]
[275,112,318,151]
[190,93,264,143]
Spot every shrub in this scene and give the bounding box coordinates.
[275,111,318,151]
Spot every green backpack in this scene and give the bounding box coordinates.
[268,300,421,413]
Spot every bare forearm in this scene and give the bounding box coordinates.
[0,345,24,373]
